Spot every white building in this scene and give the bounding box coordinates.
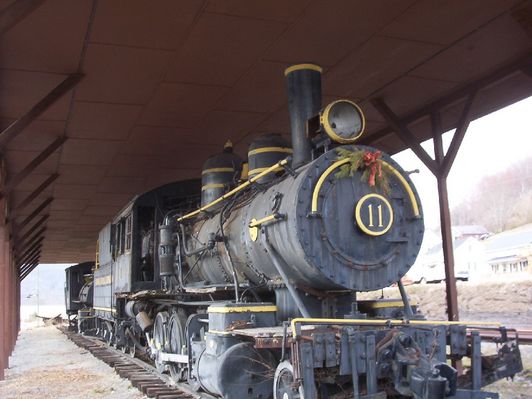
[483,223,532,277]
[407,235,488,283]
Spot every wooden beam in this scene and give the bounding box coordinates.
[20,262,39,281]
[441,92,477,177]
[19,252,41,275]
[17,250,41,274]
[15,214,48,243]
[13,173,59,214]
[431,111,444,166]
[15,227,45,252]
[371,98,439,176]
[363,54,532,148]
[0,74,82,147]
[0,137,66,200]
[0,0,46,35]
[16,238,42,265]
[19,252,40,274]
[16,228,44,254]
[15,197,53,231]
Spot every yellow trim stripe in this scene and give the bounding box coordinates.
[291,318,501,337]
[208,305,277,314]
[201,167,234,175]
[320,99,365,144]
[177,159,288,222]
[201,183,225,191]
[248,166,284,176]
[284,63,323,76]
[310,158,420,217]
[248,147,293,157]
[360,300,418,309]
[93,306,114,313]
[382,162,420,217]
[94,275,112,286]
[311,158,350,212]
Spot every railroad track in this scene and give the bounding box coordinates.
[474,328,532,345]
[58,326,210,399]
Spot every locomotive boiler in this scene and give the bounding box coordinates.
[68,64,522,399]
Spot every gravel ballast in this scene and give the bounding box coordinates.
[0,324,146,399]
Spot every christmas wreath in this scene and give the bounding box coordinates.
[335,148,391,194]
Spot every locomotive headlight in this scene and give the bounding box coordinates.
[320,99,365,144]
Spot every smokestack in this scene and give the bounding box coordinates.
[285,64,322,169]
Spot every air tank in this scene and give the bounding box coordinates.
[200,141,242,207]
[247,134,292,183]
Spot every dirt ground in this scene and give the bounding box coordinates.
[0,323,146,399]
[359,278,532,328]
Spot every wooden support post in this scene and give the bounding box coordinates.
[432,111,459,321]
[15,197,53,231]
[0,0,46,35]
[0,137,66,200]
[0,227,5,380]
[13,173,59,214]
[1,227,10,376]
[372,96,475,323]
[0,74,82,147]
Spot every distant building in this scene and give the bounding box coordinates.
[484,223,532,276]
[452,225,490,240]
[407,235,487,283]
[407,224,532,283]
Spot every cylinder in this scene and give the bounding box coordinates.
[158,223,175,276]
[197,340,276,398]
[285,63,322,169]
[136,311,153,332]
[248,134,292,183]
[201,142,242,207]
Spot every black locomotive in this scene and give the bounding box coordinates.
[65,64,522,399]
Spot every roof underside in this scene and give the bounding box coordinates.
[1,0,531,264]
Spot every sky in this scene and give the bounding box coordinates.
[392,95,532,230]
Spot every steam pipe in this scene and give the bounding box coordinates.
[261,229,311,318]
[285,63,322,168]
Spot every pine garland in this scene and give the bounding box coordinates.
[335,148,391,194]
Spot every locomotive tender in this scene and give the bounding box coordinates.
[65,64,522,399]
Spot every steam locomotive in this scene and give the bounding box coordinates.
[65,64,522,399]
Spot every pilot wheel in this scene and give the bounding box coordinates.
[274,361,305,399]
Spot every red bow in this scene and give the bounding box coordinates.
[363,151,382,186]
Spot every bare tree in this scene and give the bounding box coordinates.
[452,157,532,232]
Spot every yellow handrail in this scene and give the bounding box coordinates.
[177,159,289,222]
[310,158,420,217]
[290,317,501,337]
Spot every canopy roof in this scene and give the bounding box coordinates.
[1,0,531,263]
